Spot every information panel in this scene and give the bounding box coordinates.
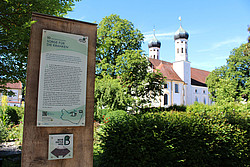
[37,30,88,127]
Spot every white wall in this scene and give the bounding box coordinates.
[191,85,211,105]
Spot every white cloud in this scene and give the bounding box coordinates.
[197,37,245,52]
[144,32,175,42]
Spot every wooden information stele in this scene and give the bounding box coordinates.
[21,13,96,167]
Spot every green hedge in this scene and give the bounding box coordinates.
[96,103,249,167]
[140,104,186,114]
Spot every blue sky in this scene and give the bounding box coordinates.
[67,0,250,71]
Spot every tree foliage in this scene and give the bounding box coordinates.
[0,0,80,92]
[95,51,165,112]
[116,50,164,107]
[206,43,250,103]
[95,14,165,111]
[96,14,144,77]
[95,76,131,112]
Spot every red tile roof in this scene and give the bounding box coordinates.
[155,62,183,82]
[191,68,210,87]
[149,58,172,67]
[149,58,182,82]
[149,58,210,86]
[6,82,22,89]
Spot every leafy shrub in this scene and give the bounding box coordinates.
[94,108,114,123]
[0,119,8,143]
[0,106,24,142]
[0,106,24,125]
[96,103,249,167]
[103,110,128,123]
[140,104,186,114]
[94,110,130,167]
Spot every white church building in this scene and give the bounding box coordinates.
[148,24,212,107]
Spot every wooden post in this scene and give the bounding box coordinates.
[21,13,96,167]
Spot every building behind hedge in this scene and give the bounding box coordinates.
[0,82,23,107]
[148,24,212,107]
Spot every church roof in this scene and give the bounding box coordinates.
[174,25,189,40]
[149,58,182,82]
[191,68,210,87]
[149,58,210,86]
[148,32,161,48]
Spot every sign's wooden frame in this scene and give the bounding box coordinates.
[21,13,96,167]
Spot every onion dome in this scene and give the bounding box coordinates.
[148,30,161,48]
[174,25,189,40]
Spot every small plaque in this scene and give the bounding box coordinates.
[48,134,73,160]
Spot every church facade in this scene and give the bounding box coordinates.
[148,24,212,107]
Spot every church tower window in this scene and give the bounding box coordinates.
[177,48,179,53]
[181,48,183,53]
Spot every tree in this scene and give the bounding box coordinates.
[116,50,165,107]
[0,0,80,93]
[95,50,165,112]
[206,43,250,103]
[95,75,132,112]
[96,14,144,77]
[95,15,165,111]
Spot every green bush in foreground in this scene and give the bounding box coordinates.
[0,106,24,143]
[96,103,249,167]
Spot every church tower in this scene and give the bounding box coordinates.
[173,17,191,104]
[148,29,161,59]
[174,24,189,61]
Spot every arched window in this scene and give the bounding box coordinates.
[204,98,206,104]
[177,48,179,53]
[181,48,183,53]
[195,96,198,102]
[164,94,168,105]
